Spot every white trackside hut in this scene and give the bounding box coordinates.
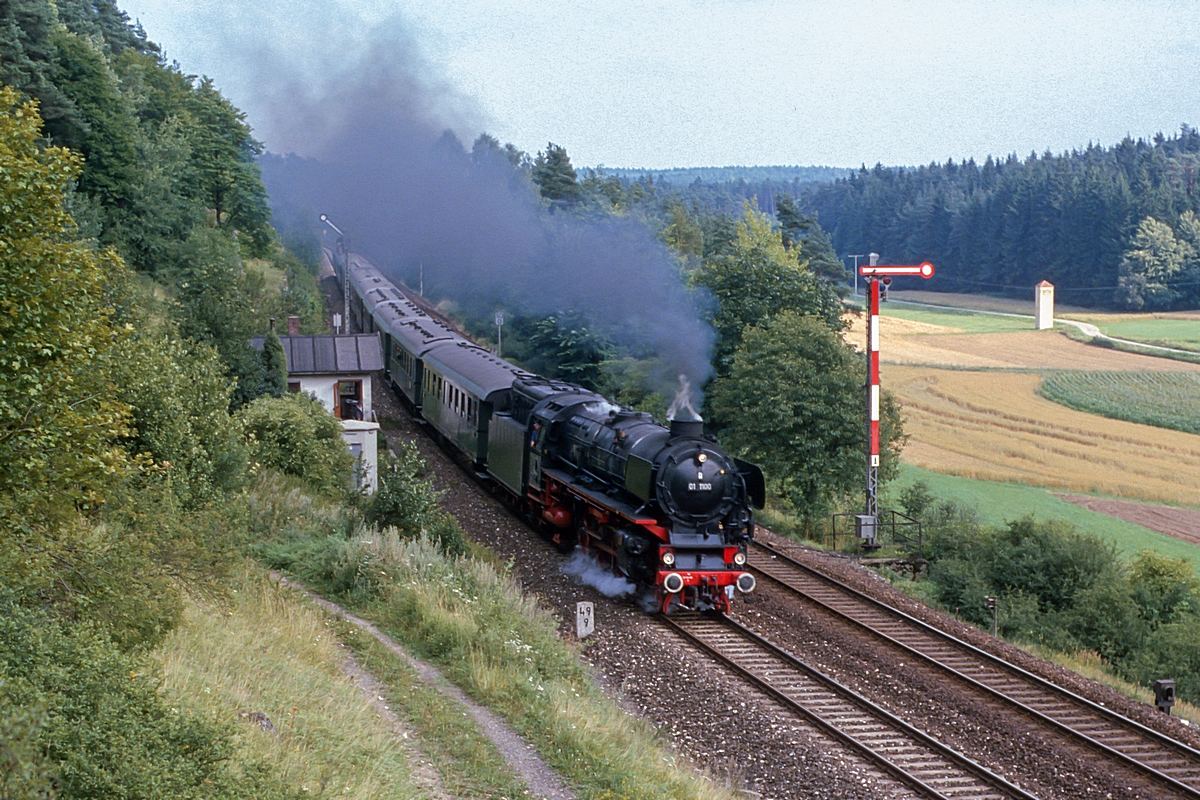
[1035,280,1054,330]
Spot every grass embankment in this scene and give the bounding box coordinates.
[247,472,737,800]
[156,569,425,800]
[884,465,1200,575]
[1028,647,1200,727]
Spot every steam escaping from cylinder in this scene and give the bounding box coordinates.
[666,374,702,422]
[562,551,636,598]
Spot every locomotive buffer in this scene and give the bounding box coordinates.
[857,259,934,549]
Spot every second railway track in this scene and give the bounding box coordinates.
[663,612,1038,800]
[747,539,1200,798]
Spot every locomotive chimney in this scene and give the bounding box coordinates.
[666,373,703,438]
[669,409,703,440]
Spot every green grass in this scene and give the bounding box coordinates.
[884,465,1200,576]
[1040,371,1200,434]
[1090,318,1200,351]
[881,302,1038,334]
[155,567,424,800]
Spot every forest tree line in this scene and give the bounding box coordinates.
[801,127,1200,310]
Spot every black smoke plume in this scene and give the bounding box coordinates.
[246,10,715,397]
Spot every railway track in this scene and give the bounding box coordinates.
[748,539,1200,798]
[663,612,1038,800]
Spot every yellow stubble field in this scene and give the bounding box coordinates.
[848,314,1200,504]
[885,366,1200,503]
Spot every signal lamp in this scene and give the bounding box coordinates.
[661,550,676,567]
[733,552,747,566]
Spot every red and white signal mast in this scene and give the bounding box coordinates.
[856,256,935,548]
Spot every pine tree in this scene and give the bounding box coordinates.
[532,142,581,205]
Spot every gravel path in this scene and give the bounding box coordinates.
[271,571,577,800]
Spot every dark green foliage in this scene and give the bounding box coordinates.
[927,516,1119,616]
[260,329,288,398]
[366,441,466,555]
[239,393,354,497]
[0,0,81,134]
[1128,620,1200,702]
[532,142,581,205]
[524,313,614,389]
[693,202,844,375]
[0,593,294,800]
[49,31,140,210]
[898,480,935,519]
[775,194,848,288]
[917,498,1200,702]
[1128,550,1200,628]
[711,311,904,523]
[111,333,247,508]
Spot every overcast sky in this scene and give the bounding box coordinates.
[120,0,1200,169]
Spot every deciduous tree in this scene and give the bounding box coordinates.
[710,311,904,524]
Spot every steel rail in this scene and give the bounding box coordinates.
[748,539,1200,798]
[662,612,1040,800]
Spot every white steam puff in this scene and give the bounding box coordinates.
[561,551,636,598]
[666,374,702,421]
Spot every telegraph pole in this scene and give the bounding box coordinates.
[320,214,350,334]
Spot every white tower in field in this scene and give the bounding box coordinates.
[1035,280,1054,330]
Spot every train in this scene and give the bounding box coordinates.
[340,251,764,613]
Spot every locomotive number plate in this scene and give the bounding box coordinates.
[688,482,712,491]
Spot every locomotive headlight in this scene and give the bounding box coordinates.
[661,550,675,567]
[733,551,747,566]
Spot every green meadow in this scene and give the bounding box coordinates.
[885,464,1200,576]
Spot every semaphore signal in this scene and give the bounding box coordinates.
[856,260,935,549]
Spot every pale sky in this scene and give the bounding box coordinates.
[120,0,1200,169]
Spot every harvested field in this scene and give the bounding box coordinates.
[880,330,1200,371]
[885,366,1200,505]
[1056,495,1200,546]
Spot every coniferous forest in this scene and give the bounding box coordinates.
[800,128,1200,310]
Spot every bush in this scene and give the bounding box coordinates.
[1127,615,1200,702]
[0,592,294,800]
[0,498,182,652]
[239,393,354,497]
[366,441,466,555]
[113,333,246,508]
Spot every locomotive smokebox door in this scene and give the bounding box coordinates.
[576,602,594,639]
[856,514,878,548]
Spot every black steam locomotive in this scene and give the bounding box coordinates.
[342,251,764,613]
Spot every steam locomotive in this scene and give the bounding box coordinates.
[341,252,764,613]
